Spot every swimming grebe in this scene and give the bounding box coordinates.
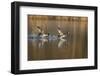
[36,26,48,38]
[57,25,66,39]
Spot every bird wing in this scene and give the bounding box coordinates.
[57,29,64,36]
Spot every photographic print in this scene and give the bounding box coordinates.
[11,1,97,74]
[28,15,88,61]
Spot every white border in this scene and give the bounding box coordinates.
[20,6,95,70]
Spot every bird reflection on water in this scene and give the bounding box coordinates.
[58,39,68,48]
[28,36,70,48]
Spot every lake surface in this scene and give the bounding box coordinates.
[28,33,88,61]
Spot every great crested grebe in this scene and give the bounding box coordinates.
[57,25,66,39]
[36,26,48,38]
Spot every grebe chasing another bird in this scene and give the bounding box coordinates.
[35,25,70,40]
[57,25,70,39]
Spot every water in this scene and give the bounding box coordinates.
[28,33,87,61]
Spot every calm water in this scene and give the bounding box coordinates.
[28,33,88,61]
